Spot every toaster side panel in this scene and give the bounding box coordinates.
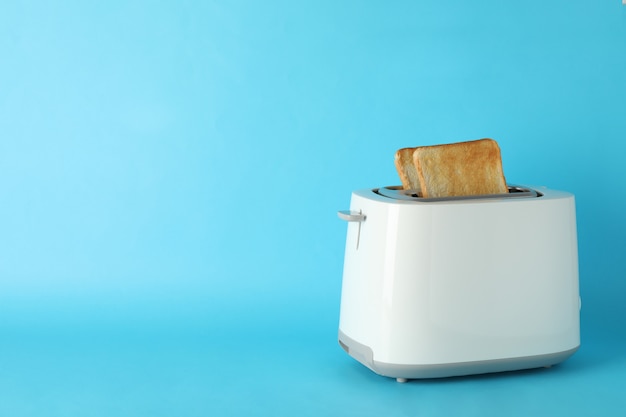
[338,192,387,348]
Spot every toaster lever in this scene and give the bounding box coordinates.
[338,210,366,250]
[337,210,366,222]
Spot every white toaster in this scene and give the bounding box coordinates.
[337,185,580,382]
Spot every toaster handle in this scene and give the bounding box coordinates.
[337,210,366,222]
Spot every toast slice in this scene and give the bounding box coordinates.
[412,138,508,198]
[394,147,421,193]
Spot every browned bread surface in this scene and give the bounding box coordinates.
[394,147,421,192]
[412,138,508,198]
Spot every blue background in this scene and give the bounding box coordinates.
[1,1,625,415]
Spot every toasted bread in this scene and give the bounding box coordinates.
[394,147,421,192]
[412,138,508,198]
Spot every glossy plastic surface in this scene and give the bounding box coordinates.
[338,186,580,373]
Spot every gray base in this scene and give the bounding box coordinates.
[338,330,579,380]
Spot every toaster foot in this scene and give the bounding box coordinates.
[396,377,408,383]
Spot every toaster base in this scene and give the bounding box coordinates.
[339,330,579,381]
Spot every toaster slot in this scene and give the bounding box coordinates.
[375,185,541,202]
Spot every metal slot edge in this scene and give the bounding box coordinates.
[375,185,541,202]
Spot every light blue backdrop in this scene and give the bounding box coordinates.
[1,1,625,416]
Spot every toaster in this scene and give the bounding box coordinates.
[337,185,580,382]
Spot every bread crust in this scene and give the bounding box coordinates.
[412,138,508,198]
[394,147,422,192]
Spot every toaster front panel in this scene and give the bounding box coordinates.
[382,192,579,364]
